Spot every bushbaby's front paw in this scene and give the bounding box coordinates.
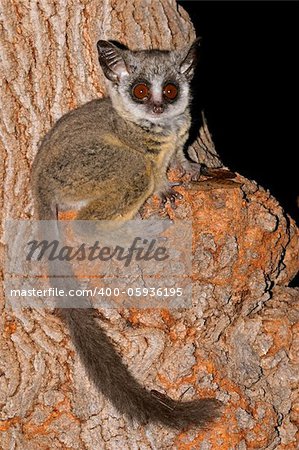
[159,182,183,209]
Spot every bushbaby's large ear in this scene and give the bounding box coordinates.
[179,37,201,80]
[97,40,129,82]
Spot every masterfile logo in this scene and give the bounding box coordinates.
[4,219,192,309]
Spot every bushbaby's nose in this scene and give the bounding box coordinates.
[152,104,164,114]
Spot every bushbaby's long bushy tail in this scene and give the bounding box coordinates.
[58,306,221,428]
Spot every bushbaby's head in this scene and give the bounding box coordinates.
[97,39,199,127]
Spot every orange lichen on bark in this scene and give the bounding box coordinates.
[127,307,142,326]
[23,398,80,439]
[0,417,20,432]
[176,422,243,450]
[58,211,77,221]
[4,319,17,335]
[262,318,293,357]
[160,308,175,327]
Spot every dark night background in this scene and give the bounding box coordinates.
[177,1,298,285]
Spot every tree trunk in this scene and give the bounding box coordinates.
[0,1,298,449]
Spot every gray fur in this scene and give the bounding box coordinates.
[31,39,221,428]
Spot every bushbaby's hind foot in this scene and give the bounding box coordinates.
[180,161,201,181]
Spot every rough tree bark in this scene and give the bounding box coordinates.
[0,1,298,449]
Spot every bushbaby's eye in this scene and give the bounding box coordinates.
[132,83,150,101]
[163,83,178,101]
